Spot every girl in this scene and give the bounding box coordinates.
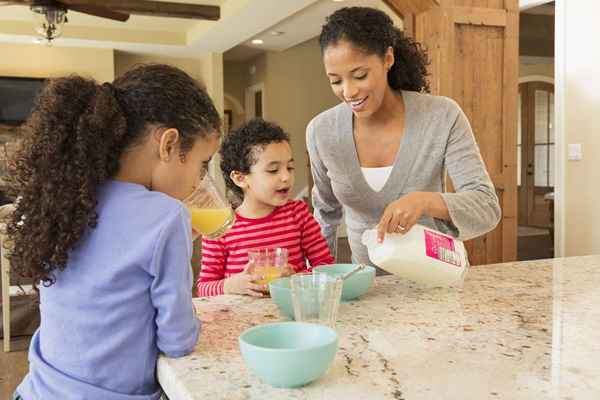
[197,119,334,297]
[7,64,222,400]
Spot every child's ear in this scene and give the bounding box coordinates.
[230,171,247,189]
[155,128,180,162]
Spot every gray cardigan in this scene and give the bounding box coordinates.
[306,90,501,264]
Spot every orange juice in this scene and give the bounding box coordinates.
[188,207,232,236]
[252,265,282,287]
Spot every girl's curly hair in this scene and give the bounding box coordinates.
[5,64,221,287]
[220,118,289,203]
[319,6,430,93]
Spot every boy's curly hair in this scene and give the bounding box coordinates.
[220,118,290,202]
[5,64,221,288]
[319,6,430,93]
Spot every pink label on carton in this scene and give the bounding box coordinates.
[424,229,461,267]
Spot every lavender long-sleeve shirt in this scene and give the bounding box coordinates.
[17,180,200,400]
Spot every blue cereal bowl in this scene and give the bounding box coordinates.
[239,322,338,388]
[269,277,294,319]
[313,264,376,301]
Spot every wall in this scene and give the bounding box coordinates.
[519,59,554,78]
[0,44,115,189]
[0,43,114,81]
[264,38,339,197]
[114,51,223,113]
[223,61,249,111]
[556,0,600,256]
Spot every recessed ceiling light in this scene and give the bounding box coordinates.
[270,30,284,36]
[251,39,264,45]
[333,0,345,2]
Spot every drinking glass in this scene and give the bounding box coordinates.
[290,272,343,328]
[183,174,235,239]
[247,247,288,292]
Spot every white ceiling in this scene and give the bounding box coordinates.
[0,0,323,58]
[0,0,552,60]
[224,0,402,61]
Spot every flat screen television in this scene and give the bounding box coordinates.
[0,77,46,125]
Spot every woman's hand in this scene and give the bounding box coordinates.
[377,192,431,242]
[223,262,266,297]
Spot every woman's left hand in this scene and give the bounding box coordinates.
[377,192,430,242]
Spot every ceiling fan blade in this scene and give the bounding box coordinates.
[64,4,130,22]
[0,0,31,5]
[61,0,219,21]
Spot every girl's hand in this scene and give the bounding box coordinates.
[377,192,430,242]
[191,228,201,242]
[223,262,266,297]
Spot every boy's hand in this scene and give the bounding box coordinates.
[280,263,296,277]
[223,262,266,297]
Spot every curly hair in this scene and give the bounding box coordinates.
[319,6,430,93]
[220,118,290,202]
[5,64,222,287]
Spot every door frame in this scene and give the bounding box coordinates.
[518,79,555,227]
[244,82,266,121]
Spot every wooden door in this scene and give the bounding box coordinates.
[413,0,519,265]
[518,82,554,227]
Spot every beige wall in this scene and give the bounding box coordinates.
[559,0,600,255]
[264,38,339,197]
[519,59,554,78]
[0,43,114,82]
[224,61,249,110]
[113,51,223,113]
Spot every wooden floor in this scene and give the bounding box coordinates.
[0,337,30,399]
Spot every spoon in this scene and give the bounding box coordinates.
[339,264,366,281]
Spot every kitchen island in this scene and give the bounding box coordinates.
[158,256,600,399]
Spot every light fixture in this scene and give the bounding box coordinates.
[251,39,264,45]
[30,2,68,43]
[270,30,284,36]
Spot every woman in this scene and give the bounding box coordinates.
[307,7,501,264]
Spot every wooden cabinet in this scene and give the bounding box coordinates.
[386,0,519,264]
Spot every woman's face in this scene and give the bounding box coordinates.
[323,40,394,119]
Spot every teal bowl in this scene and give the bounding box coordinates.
[239,322,338,388]
[269,277,294,319]
[313,264,376,301]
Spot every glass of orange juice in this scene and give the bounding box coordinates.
[247,247,288,292]
[183,174,235,239]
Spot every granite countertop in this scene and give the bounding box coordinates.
[157,256,600,400]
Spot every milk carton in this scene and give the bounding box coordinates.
[361,224,469,287]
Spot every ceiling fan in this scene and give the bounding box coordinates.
[0,0,220,42]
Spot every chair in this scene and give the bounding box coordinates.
[0,204,37,352]
[0,203,15,352]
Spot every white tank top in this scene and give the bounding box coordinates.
[361,166,393,192]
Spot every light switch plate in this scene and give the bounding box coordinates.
[568,143,583,161]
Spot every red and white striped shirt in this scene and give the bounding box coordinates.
[197,200,334,296]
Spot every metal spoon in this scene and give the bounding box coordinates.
[339,264,366,281]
